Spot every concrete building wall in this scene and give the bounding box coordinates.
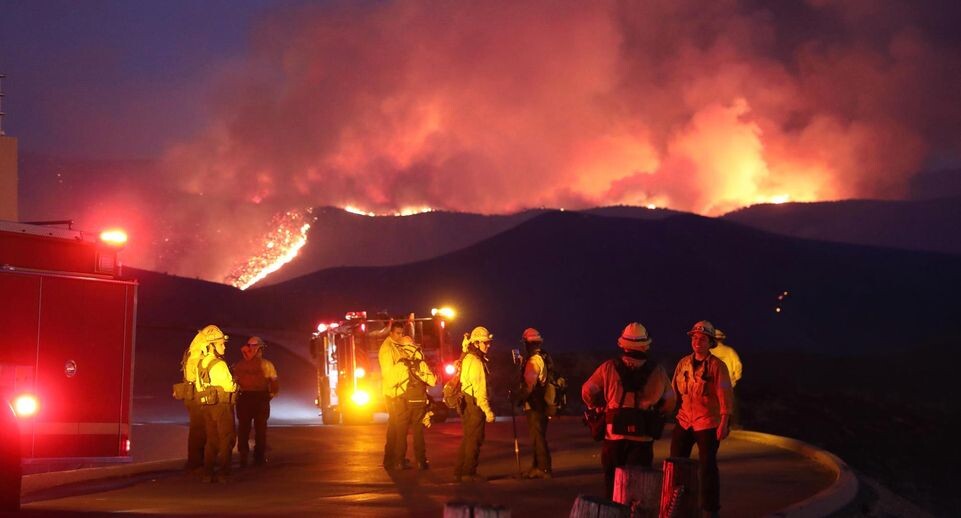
[0,136,17,221]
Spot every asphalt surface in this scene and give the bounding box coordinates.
[16,417,835,517]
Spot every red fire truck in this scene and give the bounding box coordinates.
[0,220,137,483]
[310,309,457,425]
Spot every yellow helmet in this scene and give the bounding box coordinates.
[199,324,228,343]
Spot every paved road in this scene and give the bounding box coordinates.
[20,417,835,516]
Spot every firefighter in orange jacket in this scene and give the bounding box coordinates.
[193,325,237,483]
[670,320,734,518]
[232,336,278,467]
[582,322,674,499]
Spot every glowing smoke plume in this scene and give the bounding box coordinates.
[151,0,961,281]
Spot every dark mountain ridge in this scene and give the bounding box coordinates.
[243,210,960,357]
[723,197,961,256]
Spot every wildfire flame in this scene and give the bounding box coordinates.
[225,208,315,290]
[343,205,433,217]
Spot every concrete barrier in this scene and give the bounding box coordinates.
[732,430,859,518]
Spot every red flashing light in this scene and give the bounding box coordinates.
[444,364,456,376]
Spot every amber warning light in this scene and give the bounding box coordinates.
[99,229,128,247]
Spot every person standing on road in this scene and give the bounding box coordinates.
[379,321,409,470]
[582,322,675,499]
[711,328,743,426]
[194,324,238,484]
[232,336,279,467]
[454,326,496,483]
[671,320,734,518]
[395,335,437,470]
[180,330,208,474]
[515,327,553,479]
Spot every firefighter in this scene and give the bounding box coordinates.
[181,330,209,473]
[515,327,552,479]
[379,321,409,469]
[395,335,437,470]
[671,320,734,518]
[454,326,495,483]
[581,322,675,499]
[193,324,238,483]
[711,328,742,426]
[232,336,279,467]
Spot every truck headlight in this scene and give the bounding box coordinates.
[350,390,370,406]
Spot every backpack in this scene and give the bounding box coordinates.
[607,358,664,439]
[442,352,468,414]
[522,351,568,416]
[540,352,568,416]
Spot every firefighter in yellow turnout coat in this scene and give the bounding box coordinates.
[454,326,495,483]
[394,336,437,469]
[193,325,238,483]
[379,322,409,469]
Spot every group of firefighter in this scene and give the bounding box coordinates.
[178,325,279,484]
[380,319,742,518]
[176,318,743,515]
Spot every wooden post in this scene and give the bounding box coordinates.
[444,501,511,518]
[613,466,662,518]
[569,494,630,518]
[659,458,699,518]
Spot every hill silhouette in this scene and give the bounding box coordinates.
[723,197,961,256]
[256,207,546,285]
[244,210,959,357]
[258,205,683,286]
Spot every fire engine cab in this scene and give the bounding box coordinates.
[310,308,457,425]
[0,220,137,479]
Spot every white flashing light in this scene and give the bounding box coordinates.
[444,364,456,376]
[14,394,39,417]
[317,323,328,333]
[431,306,456,320]
[99,229,128,247]
[354,367,366,379]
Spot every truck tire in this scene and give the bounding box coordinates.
[321,407,340,425]
[0,403,21,512]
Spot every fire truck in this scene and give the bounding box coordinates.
[0,220,136,481]
[310,308,457,425]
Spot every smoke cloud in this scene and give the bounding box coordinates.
[150,0,960,280]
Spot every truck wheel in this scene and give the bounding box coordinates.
[0,403,20,512]
[321,408,340,425]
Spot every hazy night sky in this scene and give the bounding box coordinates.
[2,0,960,282]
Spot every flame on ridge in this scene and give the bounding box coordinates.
[225,208,315,290]
[343,205,433,217]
